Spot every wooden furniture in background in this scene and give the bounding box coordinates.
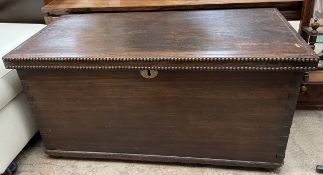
[43,0,53,5]
[41,0,318,41]
[3,9,318,169]
[298,17,323,109]
[300,0,316,40]
[43,0,54,24]
[42,0,305,21]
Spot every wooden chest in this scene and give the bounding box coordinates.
[3,9,318,169]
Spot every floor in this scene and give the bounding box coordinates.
[14,110,323,175]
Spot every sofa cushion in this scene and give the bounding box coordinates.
[0,71,23,111]
[0,93,35,173]
[0,23,46,110]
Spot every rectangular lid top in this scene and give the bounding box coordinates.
[42,0,303,20]
[3,8,318,72]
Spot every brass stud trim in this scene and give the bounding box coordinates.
[6,65,317,71]
[3,56,319,62]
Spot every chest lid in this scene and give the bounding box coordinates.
[3,8,318,71]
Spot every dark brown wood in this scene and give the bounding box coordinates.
[297,83,323,109]
[44,0,53,5]
[3,9,316,63]
[40,0,323,109]
[307,18,320,49]
[45,149,281,169]
[42,0,303,20]
[299,0,315,40]
[297,0,323,109]
[44,16,59,24]
[302,27,323,35]
[2,9,318,169]
[19,70,303,169]
[308,69,323,82]
[297,67,323,109]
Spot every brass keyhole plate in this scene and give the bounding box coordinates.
[140,70,158,79]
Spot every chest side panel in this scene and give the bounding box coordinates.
[18,70,302,164]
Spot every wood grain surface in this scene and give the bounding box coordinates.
[18,70,303,168]
[3,9,316,63]
[297,82,323,109]
[42,0,303,20]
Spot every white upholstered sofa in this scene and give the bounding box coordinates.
[0,23,45,174]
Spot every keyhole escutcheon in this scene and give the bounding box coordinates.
[140,69,158,79]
